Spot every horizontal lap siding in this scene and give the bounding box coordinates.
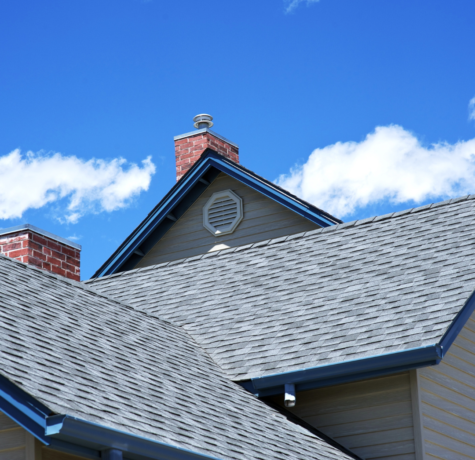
[42,448,90,460]
[270,372,415,460]
[418,314,475,459]
[137,173,319,267]
[0,412,34,460]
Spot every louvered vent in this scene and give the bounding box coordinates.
[208,197,238,229]
[203,190,243,236]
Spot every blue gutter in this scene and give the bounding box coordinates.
[46,415,222,460]
[241,287,475,397]
[241,344,443,397]
[0,374,51,443]
[0,376,221,460]
[94,151,338,278]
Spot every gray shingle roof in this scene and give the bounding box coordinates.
[87,196,475,381]
[0,254,355,460]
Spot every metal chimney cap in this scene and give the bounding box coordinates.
[193,114,214,129]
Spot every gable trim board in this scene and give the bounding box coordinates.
[92,149,341,278]
[240,283,475,398]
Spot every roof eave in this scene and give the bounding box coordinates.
[0,374,221,460]
[46,415,221,460]
[241,344,443,397]
[242,286,475,397]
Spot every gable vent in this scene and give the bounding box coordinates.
[208,197,238,229]
[203,190,243,236]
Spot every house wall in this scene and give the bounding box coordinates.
[270,372,416,460]
[41,448,90,460]
[137,172,319,267]
[417,311,475,459]
[0,411,35,460]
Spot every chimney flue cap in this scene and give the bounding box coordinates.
[193,114,214,129]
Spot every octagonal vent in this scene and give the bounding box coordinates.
[203,190,243,236]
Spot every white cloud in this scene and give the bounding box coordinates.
[469,97,475,121]
[0,150,156,223]
[277,125,475,218]
[284,0,320,14]
[67,235,82,241]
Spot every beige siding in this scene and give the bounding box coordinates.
[41,448,89,460]
[418,312,475,459]
[270,372,416,460]
[137,172,319,266]
[0,411,35,460]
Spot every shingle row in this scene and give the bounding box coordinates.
[89,195,475,381]
[0,254,354,460]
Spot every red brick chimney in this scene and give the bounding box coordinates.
[174,114,239,181]
[0,224,81,281]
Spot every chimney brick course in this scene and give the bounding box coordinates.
[0,228,81,281]
[175,130,239,181]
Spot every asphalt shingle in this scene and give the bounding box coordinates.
[88,196,475,381]
[0,254,354,460]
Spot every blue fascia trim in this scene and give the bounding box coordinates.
[206,157,335,227]
[241,289,475,398]
[46,415,222,460]
[0,374,51,444]
[96,152,336,278]
[439,288,475,355]
[248,358,439,398]
[96,161,214,277]
[242,344,442,396]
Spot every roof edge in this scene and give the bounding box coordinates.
[241,286,475,397]
[240,344,442,397]
[0,373,51,444]
[439,286,475,353]
[47,415,223,460]
[0,371,222,460]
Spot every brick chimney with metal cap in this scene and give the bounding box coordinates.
[174,114,239,181]
[0,224,81,281]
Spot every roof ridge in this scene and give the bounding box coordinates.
[86,193,475,282]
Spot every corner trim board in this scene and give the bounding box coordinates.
[410,370,426,460]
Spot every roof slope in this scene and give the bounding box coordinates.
[0,255,356,460]
[87,196,475,381]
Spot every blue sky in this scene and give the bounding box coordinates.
[1,0,475,279]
